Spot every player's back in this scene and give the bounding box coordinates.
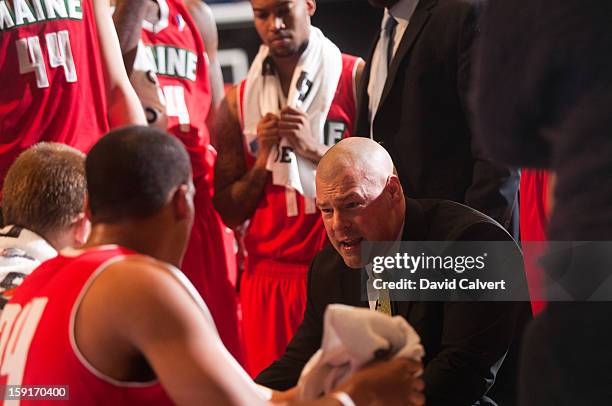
[0,246,172,405]
[0,0,109,190]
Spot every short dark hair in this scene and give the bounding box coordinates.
[86,126,192,223]
[2,143,86,236]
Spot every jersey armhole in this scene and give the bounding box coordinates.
[352,57,363,113]
[68,255,161,388]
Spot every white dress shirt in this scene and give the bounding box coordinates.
[367,0,420,135]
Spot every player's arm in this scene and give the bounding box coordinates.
[186,0,225,109]
[77,257,259,405]
[92,0,146,126]
[213,86,274,229]
[112,0,150,76]
[79,257,424,406]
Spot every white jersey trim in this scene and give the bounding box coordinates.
[352,57,363,113]
[68,254,161,388]
[68,251,224,388]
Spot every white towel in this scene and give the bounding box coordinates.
[297,304,425,400]
[242,27,342,200]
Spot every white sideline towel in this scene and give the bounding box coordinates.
[297,304,425,400]
[242,27,342,201]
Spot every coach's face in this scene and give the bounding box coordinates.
[251,0,315,58]
[316,168,403,269]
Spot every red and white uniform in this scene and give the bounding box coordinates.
[238,54,360,376]
[140,0,242,363]
[0,0,109,192]
[0,246,173,405]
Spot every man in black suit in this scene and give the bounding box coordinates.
[473,1,612,404]
[256,138,530,405]
[353,0,518,232]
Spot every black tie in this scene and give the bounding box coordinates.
[384,16,398,68]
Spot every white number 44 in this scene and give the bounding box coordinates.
[17,30,77,89]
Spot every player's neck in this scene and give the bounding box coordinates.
[272,39,309,96]
[85,222,182,268]
[273,56,300,97]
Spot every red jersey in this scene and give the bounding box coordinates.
[239,54,360,265]
[140,0,212,182]
[140,0,243,364]
[238,54,360,376]
[520,169,550,315]
[0,246,173,405]
[0,0,109,191]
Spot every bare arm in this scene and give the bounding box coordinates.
[213,86,275,228]
[186,0,225,109]
[76,259,254,405]
[112,0,150,76]
[93,0,146,126]
[77,258,424,406]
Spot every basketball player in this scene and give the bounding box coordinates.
[213,0,364,376]
[0,126,424,406]
[0,0,146,193]
[113,0,242,361]
[0,143,89,309]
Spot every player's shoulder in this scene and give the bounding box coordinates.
[221,83,241,121]
[184,0,213,16]
[340,53,365,84]
[97,254,179,293]
[184,0,216,30]
[341,53,360,64]
[225,83,239,105]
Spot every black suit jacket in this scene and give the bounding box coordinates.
[354,0,518,230]
[256,198,531,405]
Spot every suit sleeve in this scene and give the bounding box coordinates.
[254,256,324,390]
[458,0,519,229]
[423,222,529,405]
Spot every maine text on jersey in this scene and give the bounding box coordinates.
[145,44,198,82]
[0,0,83,31]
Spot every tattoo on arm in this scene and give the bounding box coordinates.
[213,87,270,228]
